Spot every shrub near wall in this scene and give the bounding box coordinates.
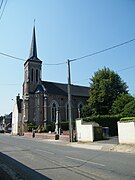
[61,121,76,131]
[83,115,122,136]
[120,117,135,121]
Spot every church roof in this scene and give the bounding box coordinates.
[35,84,47,94]
[42,81,89,97]
[29,26,37,59]
[26,26,41,62]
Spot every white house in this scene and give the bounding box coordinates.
[12,94,23,135]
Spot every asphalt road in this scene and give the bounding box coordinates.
[0,134,135,180]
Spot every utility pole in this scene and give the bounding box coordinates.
[67,60,73,142]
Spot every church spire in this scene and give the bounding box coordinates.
[29,25,38,59]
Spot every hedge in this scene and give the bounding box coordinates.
[83,115,123,136]
[60,121,76,131]
[120,117,135,121]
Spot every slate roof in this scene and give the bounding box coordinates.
[42,81,89,97]
[29,26,38,59]
[25,26,42,64]
[35,84,47,94]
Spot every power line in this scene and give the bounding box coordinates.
[43,61,66,66]
[117,65,135,72]
[69,38,135,62]
[0,0,8,21]
[0,51,67,65]
[0,52,25,61]
[72,65,135,84]
[0,37,135,66]
[0,0,4,11]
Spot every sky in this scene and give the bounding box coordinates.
[0,0,135,115]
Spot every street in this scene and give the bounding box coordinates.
[0,134,135,180]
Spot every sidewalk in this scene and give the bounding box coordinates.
[68,137,135,153]
[23,133,135,153]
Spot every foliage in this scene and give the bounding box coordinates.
[122,100,135,117]
[87,67,128,115]
[27,122,38,132]
[36,125,46,133]
[82,104,92,117]
[46,122,55,132]
[120,117,135,121]
[61,122,69,130]
[83,114,122,136]
[111,93,134,114]
[61,121,76,131]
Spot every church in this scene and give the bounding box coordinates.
[12,26,89,134]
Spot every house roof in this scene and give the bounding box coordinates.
[42,81,89,97]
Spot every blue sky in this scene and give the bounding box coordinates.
[0,0,135,115]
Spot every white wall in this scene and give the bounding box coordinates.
[76,119,99,142]
[118,121,135,144]
[12,103,19,135]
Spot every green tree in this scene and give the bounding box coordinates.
[122,100,135,117]
[87,67,128,115]
[111,93,134,115]
[82,104,92,117]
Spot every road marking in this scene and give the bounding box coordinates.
[66,156,105,167]
[36,149,54,155]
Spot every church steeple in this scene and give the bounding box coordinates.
[29,25,38,59]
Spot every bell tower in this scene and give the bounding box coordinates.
[23,25,42,123]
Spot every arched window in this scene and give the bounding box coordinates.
[78,103,83,118]
[50,101,59,122]
[36,69,38,82]
[52,103,56,122]
[65,102,73,121]
[65,103,69,121]
[31,68,34,82]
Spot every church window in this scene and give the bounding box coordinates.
[31,68,34,82]
[51,100,59,122]
[78,103,83,118]
[66,104,69,121]
[36,69,38,82]
[52,103,56,122]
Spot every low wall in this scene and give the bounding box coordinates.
[118,121,135,144]
[24,132,69,142]
[76,119,99,142]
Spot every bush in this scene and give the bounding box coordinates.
[61,121,76,131]
[61,122,69,130]
[122,100,135,117]
[27,123,38,132]
[83,115,122,136]
[120,117,135,121]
